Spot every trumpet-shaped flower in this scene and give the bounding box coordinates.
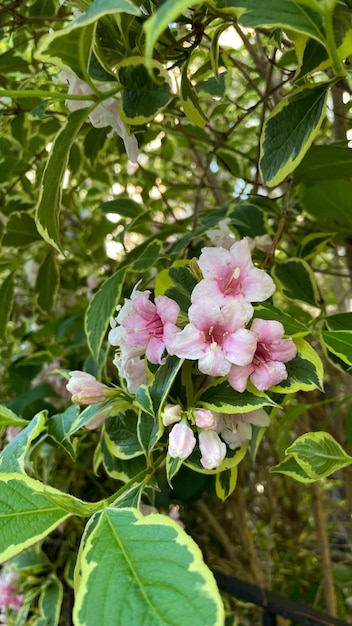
[227,319,297,391]
[191,239,275,305]
[116,290,180,366]
[66,371,109,405]
[199,430,227,470]
[168,297,256,377]
[60,70,138,162]
[218,409,270,449]
[168,422,196,460]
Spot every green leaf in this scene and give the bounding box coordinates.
[260,82,329,187]
[144,0,202,63]
[297,232,334,260]
[35,21,95,79]
[294,144,352,182]
[0,411,47,473]
[135,385,155,418]
[165,265,197,314]
[2,212,41,248]
[47,405,80,459]
[99,198,145,218]
[0,273,14,341]
[73,507,225,626]
[301,179,352,231]
[180,67,207,128]
[117,58,173,124]
[132,240,163,271]
[35,108,89,252]
[226,202,268,238]
[321,331,352,367]
[270,337,324,393]
[215,466,238,500]
[71,0,140,28]
[285,431,352,479]
[270,454,317,482]
[39,574,63,626]
[35,249,59,313]
[104,411,144,459]
[85,267,127,362]
[0,405,28,428]
[212,0,325,42]
[0,473,73,561]
[149,355,183,416]
[325,312,352,331]
[253,303,309,337]
[273,258,319,306]
[100,436,147,482]
[137,411,163,458]
[196,379,277,413]
[166,454,184,485]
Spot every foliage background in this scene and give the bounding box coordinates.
[1,0,352,624]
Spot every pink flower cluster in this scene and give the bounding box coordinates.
[109,239,297,393]
[163,406,270,469]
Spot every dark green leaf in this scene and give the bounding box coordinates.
[260,83,329,187]
[85,267,127,362]
[2,212,41,248]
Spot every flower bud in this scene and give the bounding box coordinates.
[66,371,108,405]
[194,409,217,429]
[199,430,226,470]
[161,404,182,427]
[168,422,196,460]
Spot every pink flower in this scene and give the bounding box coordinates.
[199,430,226,470]
[66,371,109,404]
[168,422,196,460]
[194,409,217,430]
[168,298,256,377]
[116,289,180,366]
[0,568,23,612]
[112,346,148,393]
[227,319,297,391]
[191,239,275,305]
[218,409,270,449]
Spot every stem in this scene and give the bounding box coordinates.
[196,499,239,564]
[310,482,337,616]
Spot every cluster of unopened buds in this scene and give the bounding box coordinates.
[67,233,298,471]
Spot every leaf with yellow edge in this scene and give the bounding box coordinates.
[35,109,89,252]
[0,411,47,473]
[0,473,78,562]
[272,432,352,482]
[144,0,203,65]
[259,82,330,187]
[215,466,238,500]
[73,507,225,626]
[270,337,324,393]
[117,57,173,125]
[180,66,207,128]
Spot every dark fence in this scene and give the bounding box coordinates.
[214,571,350,626]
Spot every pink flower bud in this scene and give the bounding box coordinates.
[194,409,217,430]
[161,404,182,427]
[168,422,196,460]
[199,430,226,470]
[66,371,108,405]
